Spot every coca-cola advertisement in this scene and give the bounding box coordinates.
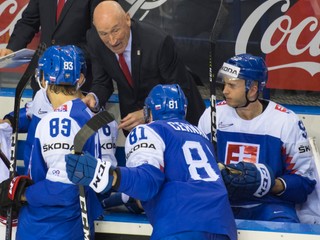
[0,0,39,73]
[0,0,319,103]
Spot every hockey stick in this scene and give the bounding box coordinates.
[309,137,320,180]
[209,0,228,157]
[73,110,114,240]
[5,42,46,240]
[0,148,10,170]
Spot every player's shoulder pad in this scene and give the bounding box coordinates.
[268,101,299,123]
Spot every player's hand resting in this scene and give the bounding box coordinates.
[65,152,114,194]
[221,162,275,201]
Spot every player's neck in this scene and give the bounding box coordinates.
[236,100,263,120]
[49,92,82,109]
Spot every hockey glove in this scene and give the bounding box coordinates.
[65,151,115,194]
[124,197,144,214]
[221,162,275,201]
[101,192,144,214]
[0,176,33,209]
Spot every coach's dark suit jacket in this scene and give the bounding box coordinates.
[7,0,102,51]
[87,20,205,126]
[7,0,102,92]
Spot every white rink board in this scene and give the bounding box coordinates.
[237,230,320,240]
[95,220,320,240]
[95,214,320,239]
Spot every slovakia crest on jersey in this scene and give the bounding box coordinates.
[55,104,68,112]
[225,141,260,165]
[155,104,161,110]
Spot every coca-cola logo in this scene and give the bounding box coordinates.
[236,0,320,91]
[0,0,28,48]
[125,0,168,20]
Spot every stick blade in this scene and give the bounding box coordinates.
[74,111,115,154]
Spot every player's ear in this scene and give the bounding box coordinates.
[150,112,154,122]
[125,12,131,27]
[41,78,46,88]
[248,82,259,100]
[78,73,86,89]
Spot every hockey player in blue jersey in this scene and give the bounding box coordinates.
[0,45,103,239]
[65,84,237,240]
[0,74,118,176]
[198,54,316,223]
[0,47,118,238]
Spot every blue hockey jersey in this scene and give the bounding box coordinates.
[118,119,237,240]
[17,99,103,240]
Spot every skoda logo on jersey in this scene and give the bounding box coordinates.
[125,0,168,20]
[43,142,73,152]
[101,142,116,150]
[126,142,156,159]
[298,144,311,154]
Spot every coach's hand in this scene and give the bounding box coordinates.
[118,109,145,132]
[65,152,115,194]
[82,93,99,112]
[221,162,275,201]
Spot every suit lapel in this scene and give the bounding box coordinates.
[49,0,57,28]
[56,0,75,26]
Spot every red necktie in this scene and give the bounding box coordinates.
[56,0,65,21]
[119,53,133,87]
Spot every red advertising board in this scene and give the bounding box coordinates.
[234,0,320,91]
[266,0,320,91]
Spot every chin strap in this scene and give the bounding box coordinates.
[233,90,259,109]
